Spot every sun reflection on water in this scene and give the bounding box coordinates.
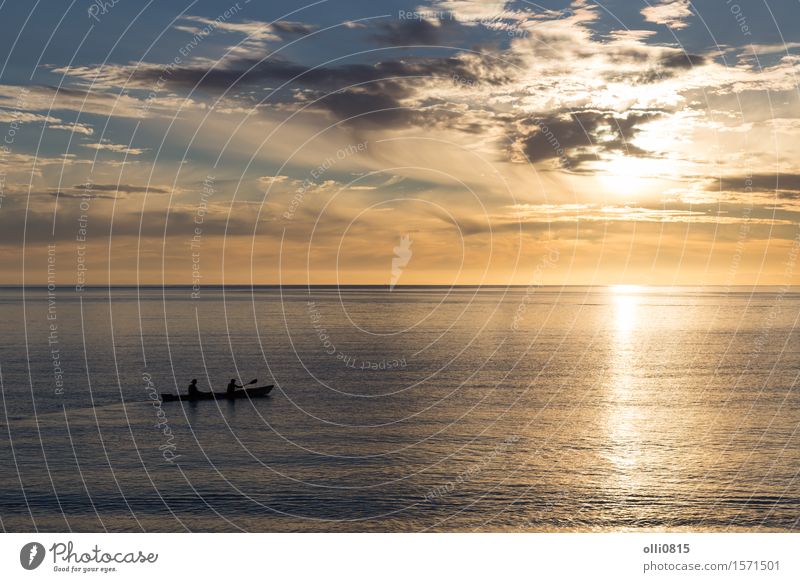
[612,287,642,336]
[605,285,645,488]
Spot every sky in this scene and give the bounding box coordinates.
[1,0,799,286]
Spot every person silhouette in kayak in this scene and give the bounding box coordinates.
[187,378,202,397]
[227,378,243,395]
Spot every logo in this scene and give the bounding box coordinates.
[20,542,46,570]
[390,234,413,290]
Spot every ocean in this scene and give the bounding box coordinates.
[0,286,798,532]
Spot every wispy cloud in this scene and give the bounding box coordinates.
[0,110,58,123]
[641,0,693,29]
[82,141,146,155]
[50,122,94,135]
[46,182,170,199]
[424,0,522,23]
[174,15,318,59]
[507,203,792,225]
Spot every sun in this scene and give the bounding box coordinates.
[597,155,663,197]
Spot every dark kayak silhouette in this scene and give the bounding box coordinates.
[161,384,273,402]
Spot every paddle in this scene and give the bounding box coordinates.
[234,378,258,397]
[227,378,257,392]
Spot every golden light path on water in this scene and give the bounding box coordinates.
[603,285,701,528]
[606,285,647,497]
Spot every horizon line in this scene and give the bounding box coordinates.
[0,284,793,289]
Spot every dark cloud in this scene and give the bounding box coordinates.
[516,109,661,167]
[660,52,707,69]
[120,51,513,95]
[48,190,117,200]
[43,183,171,199]
[271,20,317,35]
[314,87,413,127]
[606,52,708,84]
[127,51,514,129]
[370,18,459,46]
[74,183,171,194]
[708,173,800,193]
[0,206,261,245]
[310,84,502,130]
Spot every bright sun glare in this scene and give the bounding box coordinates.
[598,156,663,196]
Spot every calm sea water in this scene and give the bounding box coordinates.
[0,286,798,532]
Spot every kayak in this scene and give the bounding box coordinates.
[160,385,273,402]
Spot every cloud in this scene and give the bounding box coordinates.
[0,151,90,171]
[63,51,513,95]
[641,0,693,29]
[175,16,278,42]
[47,3,797,142]
[270,20,317,35]
[49,122,94,135]
[311,86,416,127]
[707,173,800,194]
[173,16,317,58]
[506,203,792,225]
[47,189,117,200]
[82,141,146,155]
[0,84,146,118]
[514,109,661,168]
[76,182,170,194]
[424,1,521,23]
[21,2,800,195]
[659,52,707,70]
[371,17,460,46]
[0,110,59,123]
[0,110,93,135]
[38,183,171,201]
[177,16,316,39]
[259,175,292,185]
[0,203,265,246]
